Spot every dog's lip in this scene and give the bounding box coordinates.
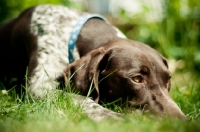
[128,100,149,109]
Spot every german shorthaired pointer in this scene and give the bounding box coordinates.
[0,5,185,120]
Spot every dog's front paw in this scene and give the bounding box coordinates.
[27,80,59,99]
[71,94,125,121]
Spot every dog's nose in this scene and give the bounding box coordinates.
[174,111,186,120]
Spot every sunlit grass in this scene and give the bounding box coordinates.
[0,71,200,132]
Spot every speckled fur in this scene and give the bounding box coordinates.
[29,5,85,97]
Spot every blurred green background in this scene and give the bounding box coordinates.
[0,0,199,74]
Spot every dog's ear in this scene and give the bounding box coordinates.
[63,47,108,103]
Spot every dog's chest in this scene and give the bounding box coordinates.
[30,5,86,64]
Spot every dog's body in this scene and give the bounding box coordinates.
[0,5,185,120]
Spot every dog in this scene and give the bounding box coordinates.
[0,4,185,120]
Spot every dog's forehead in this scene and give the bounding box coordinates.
[110,44,162,61]
[109,39,164,59]
[107,43,167,71]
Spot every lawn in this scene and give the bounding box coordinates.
[0,71,200,132]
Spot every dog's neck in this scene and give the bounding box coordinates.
[76,18,121,57]
[68,15,107,63]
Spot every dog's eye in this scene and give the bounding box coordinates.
[132,76,143,83]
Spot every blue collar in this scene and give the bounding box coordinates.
[68,14,107,63]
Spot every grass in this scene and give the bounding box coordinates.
[0,71,200,132]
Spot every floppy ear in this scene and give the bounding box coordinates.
[63,47,108,103]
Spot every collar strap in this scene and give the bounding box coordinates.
[68,14,107,63]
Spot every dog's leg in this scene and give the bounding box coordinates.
[28,66,63,98]
[66,93,125,121]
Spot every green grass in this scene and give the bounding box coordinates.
[0,71,200,132]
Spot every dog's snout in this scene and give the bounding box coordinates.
[160,96,186,120]
[128,91,186,120]
[149,93,186,120]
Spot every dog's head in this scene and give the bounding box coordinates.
[63,39,185,120]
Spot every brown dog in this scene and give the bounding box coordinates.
[64,39,186,120]
[0,5,185,120]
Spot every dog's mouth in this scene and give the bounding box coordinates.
[127,100,150,113]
